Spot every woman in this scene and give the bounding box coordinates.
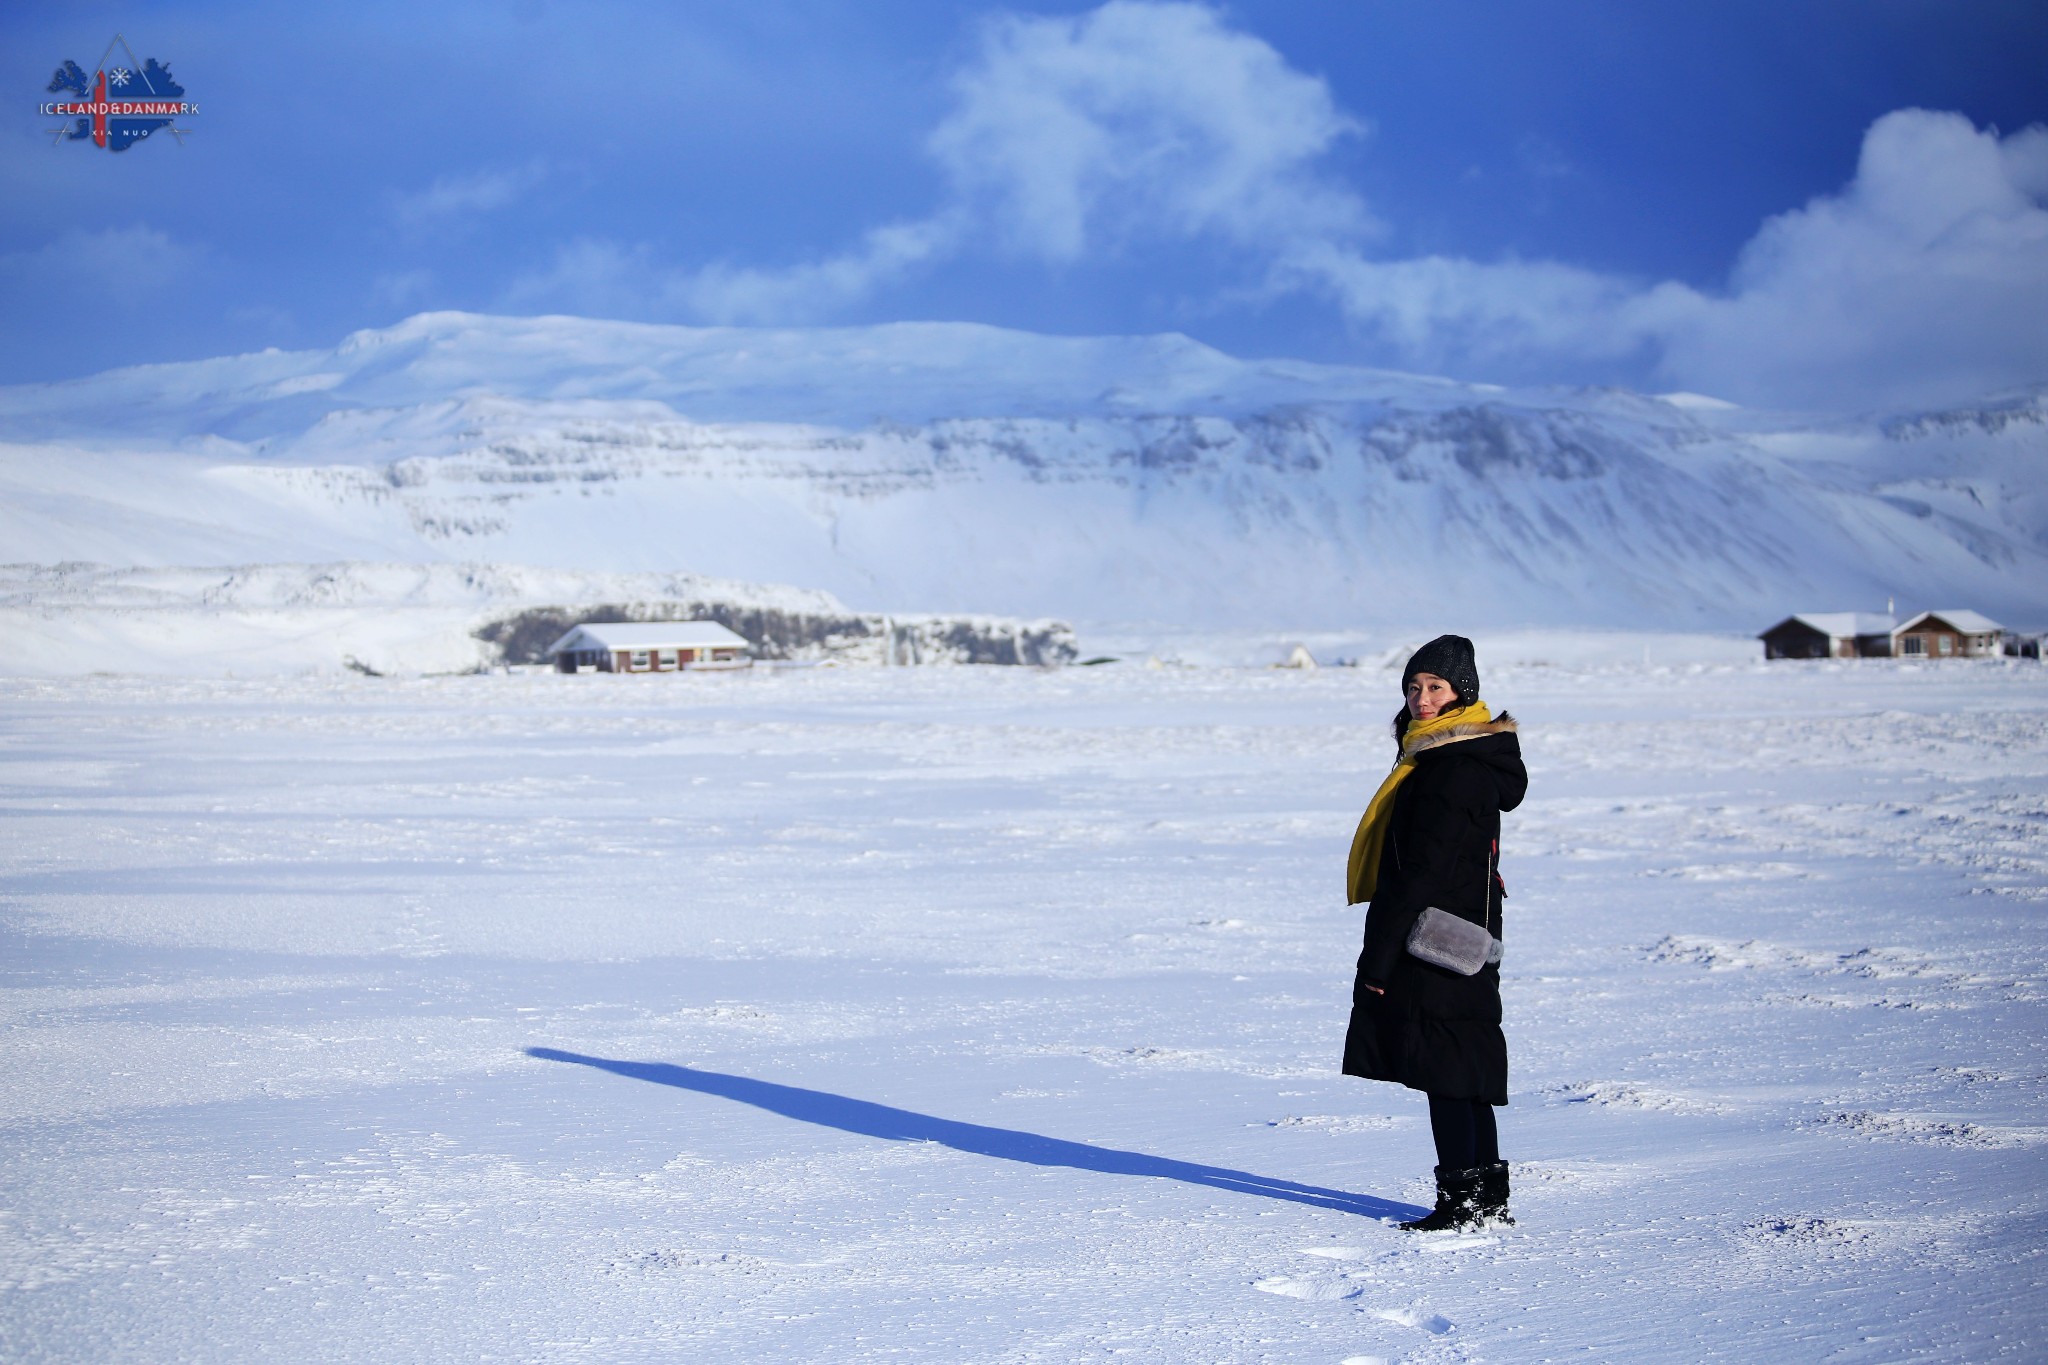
[1343,634,1526,1232]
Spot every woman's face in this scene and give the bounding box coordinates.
[1406,672,1460,721]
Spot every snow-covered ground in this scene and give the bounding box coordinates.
[3,653,2044,1362]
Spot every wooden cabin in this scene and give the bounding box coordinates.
[1758,613,1895,660]
[1892,610,2001,659]
[546,621,753,673]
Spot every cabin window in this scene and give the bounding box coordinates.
[1901,636,1923,656]
[657,650,677,668]
[1937,635,1953,655]
[631,650,651,669]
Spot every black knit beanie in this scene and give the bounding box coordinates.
[1401,634,1480,706]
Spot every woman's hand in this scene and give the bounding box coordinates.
[1362,984,1385,995]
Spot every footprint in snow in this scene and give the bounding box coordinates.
[1369,1306,1454,1334]
[1253,1275,1362,1301]
[1299,1246,1370,1261]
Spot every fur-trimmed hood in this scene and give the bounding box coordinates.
[1404,712,1517,757]
[1406,711,1527,817]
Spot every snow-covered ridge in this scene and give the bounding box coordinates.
[0,311,1481,441]
[1881,389,2048,441]
[1,312,2043,634]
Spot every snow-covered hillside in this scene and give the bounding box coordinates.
[2,312,2043,633]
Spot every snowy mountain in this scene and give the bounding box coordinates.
[2,311,2043,634]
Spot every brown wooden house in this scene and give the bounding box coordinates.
[1892,610,2001,659]
[546,621,753,673]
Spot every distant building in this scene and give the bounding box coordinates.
[1892,610,2001,659]
[547,621,753,673]
[2003,631,2043,660]
[1758,613,1895,660]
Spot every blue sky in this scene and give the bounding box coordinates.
[4,0,2045,409]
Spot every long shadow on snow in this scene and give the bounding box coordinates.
[528,1047,1420,1220]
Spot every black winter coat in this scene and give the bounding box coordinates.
[1342,718,1527,1105]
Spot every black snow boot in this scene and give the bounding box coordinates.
[1475,1160,1514,1227]
[1399,1164,1486,1232]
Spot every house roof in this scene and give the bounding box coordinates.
[546,621,751,654]
[1895,609,2001,635]
[1762,612,1895,639]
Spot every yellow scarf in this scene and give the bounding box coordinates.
[1345,700,1493,904]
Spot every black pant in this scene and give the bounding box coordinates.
[1427,1093,1499,1169]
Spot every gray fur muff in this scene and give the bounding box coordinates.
[1406,907,1503,975]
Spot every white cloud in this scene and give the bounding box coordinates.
[670,217,961,323]
[373,269,436,310]
[1654,110,2048,408]
[500,238,657,318]
[506,0,1369,326]
[0,225,197,300]
[1289,109,2048,407]
[393,162,549,230]
[1276,244,1665,375]
[502,218,956,324]
[928,0,1372,260]
[2004,125,2048,200]
[501,3,2048,409]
